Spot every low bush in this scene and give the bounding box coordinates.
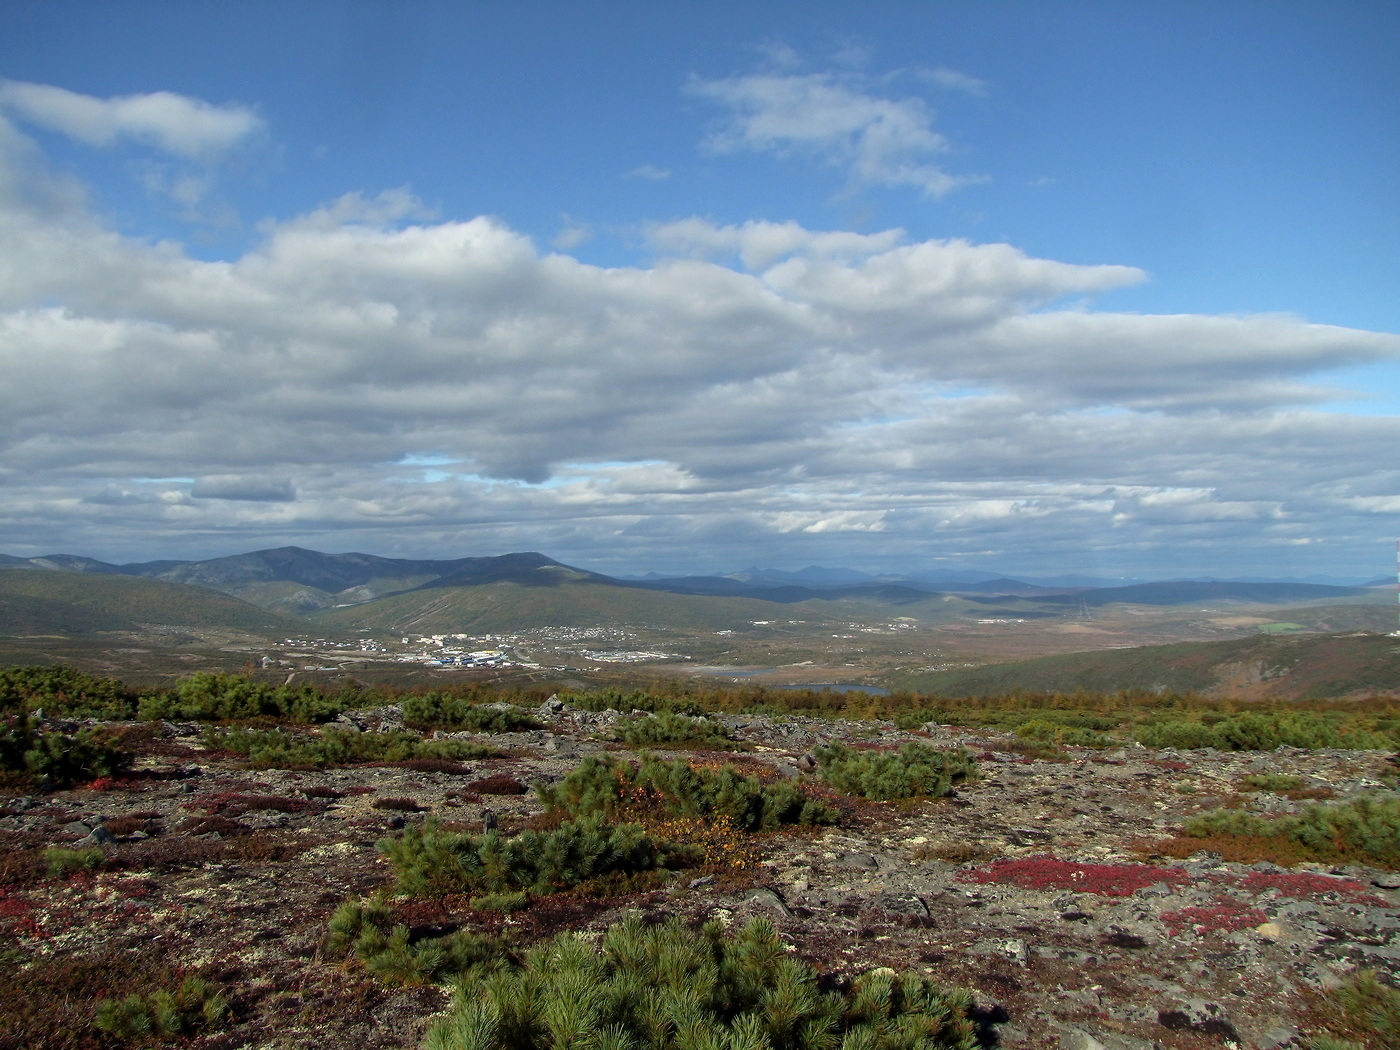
[378,815,689,897]
[205,726,497,769]
[556,688,706,716]
[94,975,227,1042]
[1241,773,1305,792]
[44,846,106,878]
[814,742,977,801]
[1135,711,1392,751]
[0,714,131,788]
[136,671,351,723]
[469,774,528,795]
[373,797,425,812]
[402,695,543,733]
[1183,793,1400,867]
[615,712,732,748]
[328,896,510,986]
[0,665,140,719]
[1013,719,1117,748]
[538,756,837,832]
[1303,969,1400,1050]
[423,913,981,1050]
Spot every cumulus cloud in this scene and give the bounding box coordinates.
[0,79,263,159]
[0,117,1397,573]
[689,72,982,197]
[922,66,988,96]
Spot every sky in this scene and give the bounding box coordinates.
[0,1,1397,580]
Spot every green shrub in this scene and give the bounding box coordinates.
[93,976,227,1042]
[1241,773,1305,792]
[616,712,732,748]
[1013,719,1116,748]
[136,671,351,723]
[205,726,497,769]
[402,695,543,733]
[1136,711,1392,751]
[557,689,705,716]
[422,914,980,1050]
[1184,793,1400,867]
[379,816,688,897]
[0,665,140,719]
[45,845,106,878]
[328,896,510,986]
[0,714,131,787]
[1304,969,1400,1049]
[814,742,977,801]
[539,756,837,832]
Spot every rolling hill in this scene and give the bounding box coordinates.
[0,568,303,638]
[895,631,1400,700]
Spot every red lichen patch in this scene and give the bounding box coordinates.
[1150,759,1190,772]
[1238,870,1386,905]
[467,774,527,795]
[1161,898,1268,936]
[960,855,1191,896]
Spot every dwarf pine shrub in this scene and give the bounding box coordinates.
[206,726,497,769]
[557,689,706,716]
[94,976,227,1042]
[0,665,140,719]
[814,742,977,801]
[1012,719,1116,748]
[329,896,510,986]
[422,914,980,1050]
[1241,773,1306,793]
[402,695,543,733]
[616,712,732,748]
[538,756,836,832]
[1184,793,1400,867]
[1136,711,1392,751]
[378,815,690,897]
[136,671,350,723]
[0,715,131,788]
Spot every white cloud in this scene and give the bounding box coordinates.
[0,80,264,160]
[0,120,1397,573]
[922,67,988,97]
[625,163,671,181]
[690,72,982,197]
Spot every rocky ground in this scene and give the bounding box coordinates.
[2,698,1396,1050]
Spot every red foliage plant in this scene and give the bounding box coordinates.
[1161,899,1268,936]
[1237,871,1385,906]
[960,856,1192,896]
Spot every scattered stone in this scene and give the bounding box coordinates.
[741,887,792,917]
[1157,999,1238,1040]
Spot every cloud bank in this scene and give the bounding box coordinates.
[0,91,1397,575]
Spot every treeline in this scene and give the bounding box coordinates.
[3,665,1399,751]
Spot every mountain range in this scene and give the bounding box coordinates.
[0,545,1388,638]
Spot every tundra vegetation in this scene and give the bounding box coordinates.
[0,664,1398,1048]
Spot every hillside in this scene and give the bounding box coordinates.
[896,631,1400,699]
[315,577,811,633]
[0,568,302,638]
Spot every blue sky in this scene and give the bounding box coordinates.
[0,1,1397,578]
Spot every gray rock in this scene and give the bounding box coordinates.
[61,821,92,836]
[873,894,928,918]
[836,853,879,870]
[742,887,792,917]
[795,753,817,773]
[1058,1027,1156,1050]
[1373,873,1400,889]
[970,937,1028,966]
